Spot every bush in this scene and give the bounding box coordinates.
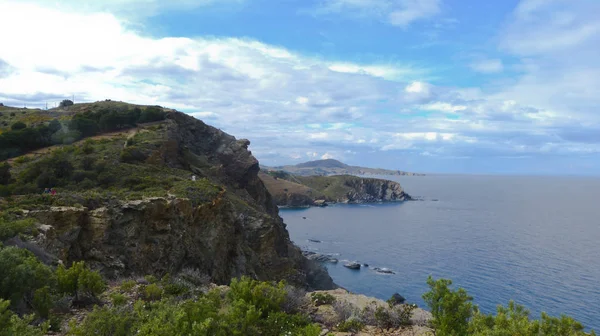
[11,121,26,130]
[0,247,54,310]
[120,279,136,292]
[144,275,158,284]
[338,318,364,332]
[332,300,358,322]
[178,268,211,287]
[422,276,472,336]
[138,106,166,123]
[228,276,287,318]
[0,163,11,186]
[143,284,163,301]
[56,261,106,300]
[0,218,36,240]
[68,305,135,336]
[110,293,127,307]
[282,285,308,314]
[120,146,147,163]
[59,99,74,108]
[0,299,46,336]
[32,286,53,318]
[310,292,335,306]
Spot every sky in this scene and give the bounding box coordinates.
[0,0,599,175]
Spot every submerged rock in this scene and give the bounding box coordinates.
[308,239,322,243]
[373,267,395,274]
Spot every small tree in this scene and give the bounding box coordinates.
[59,99,74,108]
[422,276,473,336]
[10,122,26,130]
[0,163,11,185]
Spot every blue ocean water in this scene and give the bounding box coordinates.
[280,175,600,331]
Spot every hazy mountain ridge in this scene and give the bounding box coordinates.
[262,159,424,177]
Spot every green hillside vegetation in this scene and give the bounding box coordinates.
[0,101,166,161]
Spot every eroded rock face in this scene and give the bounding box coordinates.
[24,112,335,290]
[341,178,410,204]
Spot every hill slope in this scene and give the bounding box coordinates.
[263,159,424,176]
[0,102,334,290]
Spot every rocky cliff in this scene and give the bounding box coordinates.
[8,109,334,290]
[260,172,411,207]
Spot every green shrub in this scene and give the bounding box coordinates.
[11,121,26,130]
[338,318,364,332]
[0,218,36,240]
[228,276,287,317]
[68,305,135,336]
[120,146,147,163]
[120,279,136,293]
[56,261,106,300]
[0,162,11,185]
[32,286,53,318]
[310,292,335,306]
[422,276,473,336]
[374,306,393,329]
[0,299,46,336]
[143,284,163,301]
[0,246,54,307]
[110,293,127,307]
[144,275,158,284]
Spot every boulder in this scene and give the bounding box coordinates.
[388,293,406,305]
[344,262,361,270]
[373,267,395,274]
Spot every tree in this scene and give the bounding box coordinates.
[69,116,99,137]
[59,99,74,108]
[47,120,62,134]
[0,247,54,310]
[422,276,473,336]
[10,122,26,130]
[0,163,11,185]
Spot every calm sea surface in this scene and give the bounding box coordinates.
[280,175,600,331]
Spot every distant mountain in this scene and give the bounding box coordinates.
[262,159,424,176]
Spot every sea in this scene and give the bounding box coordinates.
[280,175,600,331]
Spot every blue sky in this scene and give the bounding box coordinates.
[0,0,599,175]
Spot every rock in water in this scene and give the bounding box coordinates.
[373,267,395,274]
[388,293,406,305]
[344,262,361,270]
[308,239,322,243]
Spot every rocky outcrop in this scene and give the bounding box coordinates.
[21,111,335,290]
[260,172,411,207]
[338,178,410,204]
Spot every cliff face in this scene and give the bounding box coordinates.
[19,111,334,290]
[260,172,411,207]
[339,177,410,203]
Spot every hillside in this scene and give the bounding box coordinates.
[263,159,424,176]
[259,170,411,207]
[0,101,333,290]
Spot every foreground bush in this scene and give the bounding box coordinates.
[423,276,596,336]
[69,277,321,336]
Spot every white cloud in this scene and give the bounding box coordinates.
[470,59,504,74]
[5,0,244,18]
[421,102,467,113]
[321,153,335,159]
[315,0,442,28]
[0,1,598,171]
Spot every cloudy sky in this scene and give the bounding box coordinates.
[0,0,599,175]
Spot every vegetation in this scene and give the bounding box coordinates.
[423,276,596,336]
[69,276,321,336]
[310,292,336,306]
[0,101,166,160]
